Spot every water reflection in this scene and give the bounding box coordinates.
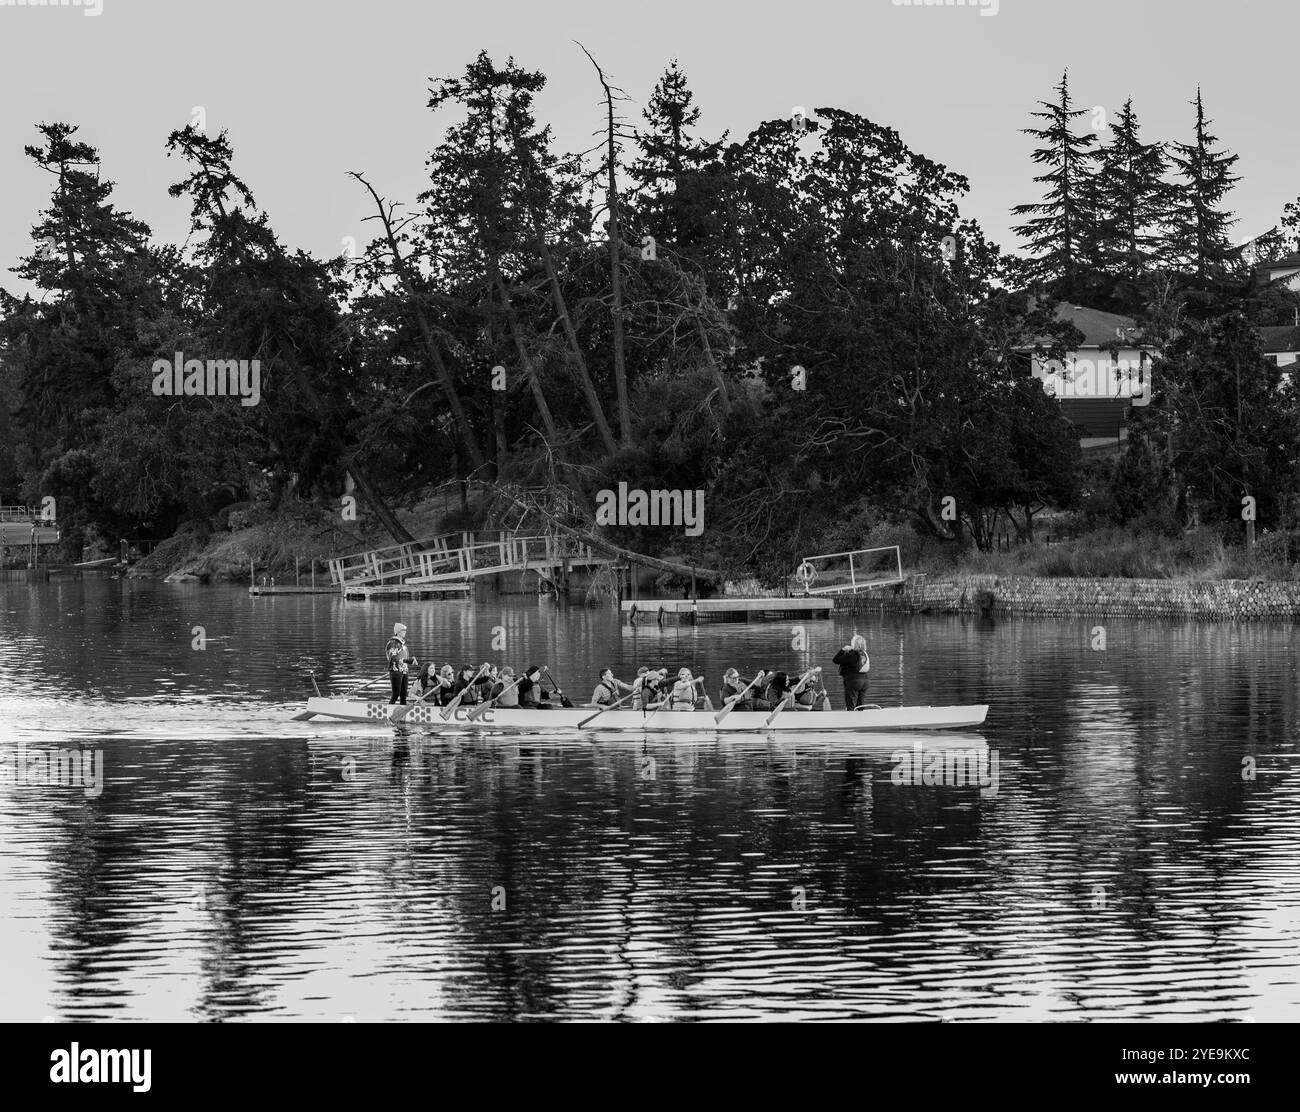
[0,581,1296,1020]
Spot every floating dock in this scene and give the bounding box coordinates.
[249,585,340,596]
[343,583,473,601]
[623,597,833,625]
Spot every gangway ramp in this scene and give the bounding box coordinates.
[328,530,614,595]
[793,545,904,595]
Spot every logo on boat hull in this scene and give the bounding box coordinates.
[365,703,494,724]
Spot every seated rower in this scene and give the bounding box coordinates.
[794,667,830,711]
[590,668,634,707]
[632,666,667,710]
[415,661,436,700]
[453,664,489,705]
[667,668,702,711]
[425,664,456,706]
[720,668,763,712]
[517,665,552,709]
[490,666,519,707]
[758,669,791,711]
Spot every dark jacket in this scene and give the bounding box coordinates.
[832,648,865,677]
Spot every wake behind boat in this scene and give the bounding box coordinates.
[296,698,989,732]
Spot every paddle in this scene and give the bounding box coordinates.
[541,668,573,709]
[765,668,817,726]
[468,668,531,720]
[440,663,492,720]
[715,670,767,724]
[576,688,637,728]
[346,672,390,699]
[386,671,439,723]
[639,673,672,726]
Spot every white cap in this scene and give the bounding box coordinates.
[394,623,406,635]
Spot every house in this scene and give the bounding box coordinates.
[1024,303,1154,448]
[1256,252,1300,292]
[1259,324,1300,371]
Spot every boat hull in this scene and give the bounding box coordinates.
[299,698,988,732]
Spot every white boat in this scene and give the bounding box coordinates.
[296,698,988,732]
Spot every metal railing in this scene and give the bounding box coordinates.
[792,545,904,594]
[327,530,610,589]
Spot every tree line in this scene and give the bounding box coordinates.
[1,56,1298,581]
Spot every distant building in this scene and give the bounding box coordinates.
[1023,303,1154,448]
[1259,324,1300,370]
[1256,251,1300,292]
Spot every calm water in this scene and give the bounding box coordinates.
[0,578,1297,1021]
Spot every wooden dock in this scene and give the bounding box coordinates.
[623,597,833,625]
[343,583,473,601]
[249,585,340,596]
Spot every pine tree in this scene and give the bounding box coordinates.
[1011,70,1098,299]
[1092,98,1168,298]
[630,61,724,255]
[1163,89,1241,282]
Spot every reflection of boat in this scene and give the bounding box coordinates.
[297,699,988,732]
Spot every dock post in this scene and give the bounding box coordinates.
[296,555,300,586]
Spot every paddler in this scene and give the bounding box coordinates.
[431,663,457,706]
[832,634,871,709]
[453,664,489,705]
[793,667,830,711]
[590,668,634,707]
[720,667,764,712]
[667,668,703,711]
[517,665,551,709]
[490,666,519,707]
[636,667,669,709]
[384,623,418,706]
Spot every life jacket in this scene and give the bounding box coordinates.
[385,637,409,673]
[669,679,696,709]
[594,680,617,705]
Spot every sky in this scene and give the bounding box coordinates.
[0,0,1295,297]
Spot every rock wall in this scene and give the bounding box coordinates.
[837,574,1300,622]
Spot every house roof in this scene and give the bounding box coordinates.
[1259,325,1300,354]
[1028,303,1141,349]
[1258,252,1300,272]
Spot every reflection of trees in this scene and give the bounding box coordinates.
[37,738,315,1020]
[20,593,1299,1020]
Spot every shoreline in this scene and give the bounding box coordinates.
[837,573,1300,623]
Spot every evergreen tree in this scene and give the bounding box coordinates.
[1092,98,1168,302]
[1163,89,1241,283]
[630,61,724,255]
[1011,70,1098,300]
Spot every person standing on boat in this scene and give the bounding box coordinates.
[833,634,871,709]
[384,624,418,706]
[590,668,634,707]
